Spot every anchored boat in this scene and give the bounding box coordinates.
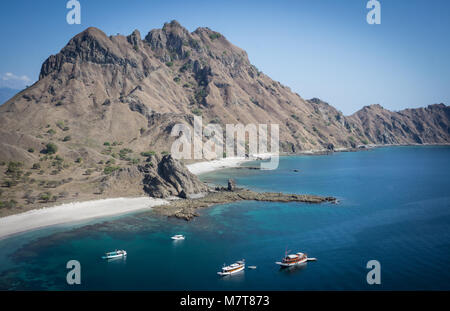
[171,234,185,240]
[276,251,308,267]
[217,260,245,276]
[102,249,127,260]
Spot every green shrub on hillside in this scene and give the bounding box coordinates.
[6,161,23,175]
[32,163,41,170]
[39,192,52,202]
[209,32,221,40]
[104,166,120,175]
[291,114,301,122]
[191,108,202,116]
[180,62,193,73]
[140,151,156,157]
[45,143,58,154]
[2,180,18,187]
[56,121,65,130]
[0,200,17,209]
[106,159,115,165]
[129,158,140,165]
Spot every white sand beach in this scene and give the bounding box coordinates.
[0,197,168,239]
[186,153,274,175]
[186,157,249,175]
[0,154,273,239]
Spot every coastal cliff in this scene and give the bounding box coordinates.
[0,21,448,214]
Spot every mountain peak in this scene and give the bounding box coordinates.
[160,19,190,37]
[81,26,107,38]
[163,20,184,29]
[368,104,384,110]
[307,97,328,105]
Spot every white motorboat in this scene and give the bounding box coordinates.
[276,251,308,267]
[171,234,185,240]
[217,260,245,276]
[102,249,127,260]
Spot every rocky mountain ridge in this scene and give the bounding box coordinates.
[0,21,448,214]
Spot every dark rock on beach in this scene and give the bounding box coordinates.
[227,179,236,191]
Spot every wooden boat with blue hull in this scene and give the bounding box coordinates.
[102,249,127,260]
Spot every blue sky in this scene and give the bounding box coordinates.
[0,0,448,114]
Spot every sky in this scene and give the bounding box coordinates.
[0,0,448,115]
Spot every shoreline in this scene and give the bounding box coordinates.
[0,153,274,240]
[1,145,446,239]
[186,153,273,175]
[0,197,168,240]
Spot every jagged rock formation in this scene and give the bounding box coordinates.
[140,154,208,198]
[100,154,207,198]
[227,179,236,191]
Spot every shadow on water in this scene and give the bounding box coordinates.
[278,263,308,276]
[217,270,246,284]
[103,256,127,264]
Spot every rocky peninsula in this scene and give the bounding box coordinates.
[152,177,337,221]
[102,154,337,221]
[153,188,336,221]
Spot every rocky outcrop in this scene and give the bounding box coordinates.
[140,154,208,198]
[153,188,337,221]
[227,179,236,191]
[99,154,208,199]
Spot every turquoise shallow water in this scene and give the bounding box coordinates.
[0,146,449,290]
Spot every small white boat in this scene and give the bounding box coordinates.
[217,260,245,276]
[171,234,185,240]
[276,251,308,267]
[248,265,257,269]
[102,249,127,260]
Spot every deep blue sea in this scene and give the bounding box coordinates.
[0,146,449,290]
